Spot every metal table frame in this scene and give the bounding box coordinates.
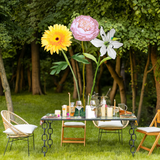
[41,115,137,157]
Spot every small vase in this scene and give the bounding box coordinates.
[85,105,97,118]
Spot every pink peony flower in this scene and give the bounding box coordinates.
[70,15,99,41]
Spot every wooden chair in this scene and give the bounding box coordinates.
[92,107,129,144]
[61,121,86,146]
[136,109,160,155]
[1,110,37,156]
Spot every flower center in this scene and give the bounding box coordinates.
[104,41,109,46]
[55,37,59,41]
[53,35,61,43]
[78,19,92,32]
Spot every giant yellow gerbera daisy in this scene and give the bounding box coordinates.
[41,24,72,54]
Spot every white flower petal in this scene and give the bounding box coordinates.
[109,29,116,40]
[90,38,104,47]
[111,41,123,49]
[106,28,116,42]
[100,45,107,57]
[107,46,117,59]
[100,26,107,41]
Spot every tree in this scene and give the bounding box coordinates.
[15,45,25,93]
[0,0,17,112]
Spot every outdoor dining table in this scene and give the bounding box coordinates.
[41,114,137,157]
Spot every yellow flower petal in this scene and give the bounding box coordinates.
[41,24,72,54]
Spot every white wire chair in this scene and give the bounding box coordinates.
[93,107,129,144]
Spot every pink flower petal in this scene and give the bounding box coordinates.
[70,15,99,41]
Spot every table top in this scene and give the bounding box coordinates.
[41,113,137,121]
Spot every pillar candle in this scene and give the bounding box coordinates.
[107,107,113,117]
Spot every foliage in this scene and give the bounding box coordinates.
[0,0,159,113]
[0,24,11,49]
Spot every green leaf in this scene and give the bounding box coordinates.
[50,61,68,75]
[72,54,90,64]
[50,70,57,75]
[83,53,97,64]
[50,65,58,69]
[61,62,68,70]
[99,57,112,66]
[52,61,66,65]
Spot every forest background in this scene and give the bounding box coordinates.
[0,0,160,125]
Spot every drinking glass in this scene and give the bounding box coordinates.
[76,101,82,118]
[71,102,75,113]
[90,100,96,110]
[90,100,97,117]
[115,107,119,117]
[118,103,127,115]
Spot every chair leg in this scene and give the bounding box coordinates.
[98,129,103,145]
[136,134,147,152]
[10,139,13,150]
[118,130,120,142]
[155,135,160,148]
[28,137,30,156]
[84,126,86,146]
[61,126,64,146]
[148,134,160,155]
[33,133,35,150]
[98,129,101,145]
[4,138,10,156]
[100,130,103,141]
[121,129,123,144]
[3,138,10,156]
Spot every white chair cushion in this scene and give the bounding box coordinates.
[98,120,123,128]
[3,124,37,135]
[137,127,160,133]
[64,122,85,126]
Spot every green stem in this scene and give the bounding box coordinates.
[89,55,101,103]
[62,50,80,100]
[82,41,85,107]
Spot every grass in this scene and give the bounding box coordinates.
[0,91,160,160]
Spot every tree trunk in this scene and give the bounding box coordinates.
[27,63,32,92]
[151,45,160,110]
[15,46,25,93]
[105,60,126,104]
[0,75,4,95]
[31,37,43,95]
[56,67,70,93]
[0,49,13,112]
[130,49,136,113]
[20,66,24,92]
[137,47,153,123]
[86,58,93,95]
[133,52,138,96]
[51,75,58,86]
[121,61,126,91]
[69,47,78,99]
[110,55,121,105]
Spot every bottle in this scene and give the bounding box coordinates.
[101,96,106,117]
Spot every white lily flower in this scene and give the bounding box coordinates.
[90,26,123,59]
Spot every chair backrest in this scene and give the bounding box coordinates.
[150,110,160,127]
[92,106,129,129]
[1,110,12,130]
[1,110,29,137]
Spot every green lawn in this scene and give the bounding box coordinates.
[0,91,160,160]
